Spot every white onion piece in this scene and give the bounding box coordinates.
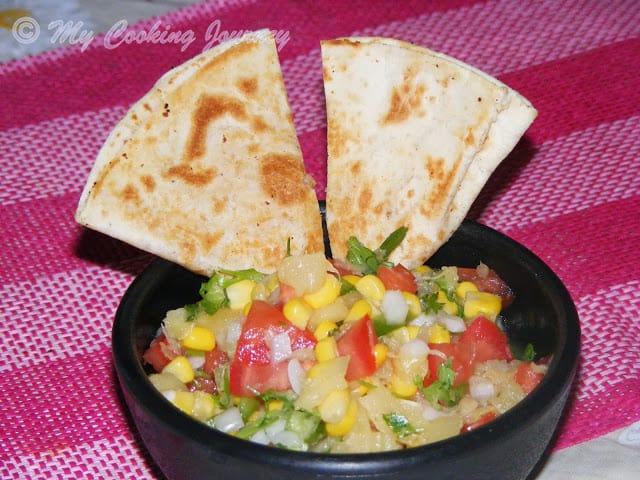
[270,331,292,364]
[440,314,466,333]
[409,313,436,327]
[422,403,447,421]
[400,339,429,358]
[265,418,287,438]
[226,322,242,349]
[188,355,205,370]
[269,430,307,451]
[162,390,177,402]
[469,377,496,404]
[381,290,409,325]
[250,429,270,445]
[213,407,244,433]
[287,358,305,395]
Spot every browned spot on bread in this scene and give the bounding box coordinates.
[350,161,362,176]
[164,164,217,186]
[121,183,140,204]
[202,232,223,252]
[140,175,156,193]
[420,155,460,218]
[252,116,270,133]
[382,66,427,125]
[259,153,308,205]
[238,77,258,97]
[464,129,476,147]
[358,187,372,212]
[184,94,247,161]
[322,65,333,82]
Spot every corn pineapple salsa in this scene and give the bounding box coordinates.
[143,229,547,453]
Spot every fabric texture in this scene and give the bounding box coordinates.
[1,0,639,478]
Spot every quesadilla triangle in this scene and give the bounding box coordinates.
[321,37,537,269]
[75,30,324,275]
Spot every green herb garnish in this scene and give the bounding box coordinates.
[346,226,408,274]
[421,360,467,409]
[382,412,423,438]
[199,268,266,314]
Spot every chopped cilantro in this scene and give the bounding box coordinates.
[420,360,467,409]
[346,227,408,274]
[382,412,423,438]
[198,268,266,314]
[421,292,444,314]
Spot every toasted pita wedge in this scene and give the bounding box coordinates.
[321,37,536,268]
[76,30,324,275]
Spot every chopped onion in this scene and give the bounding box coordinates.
[440,314,466,333]
[400,339,429,358]
[162,390,177,402]
[287,358,305,395]
[409,313,436,327]
[422,403,447,421]
[381,290,409,325]
[226,322,242,349]
[270,331,292,364]
[269,430,307,451]
[265,418,287,438]
[469,376,496,404]
[213,407,244,433]
[188,355,205,370]
[250,429,270,445]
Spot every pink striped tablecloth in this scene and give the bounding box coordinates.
[1,0,639,478]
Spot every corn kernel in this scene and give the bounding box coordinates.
[181,325,216,351]
[266,275,280,293]
[315,336,339,362]
[304,274,341,309]
[429,323,451,344]
[172,391,195,414]
[314,321,338,340]
[352,382,370,397]
[267,400,285,412]
[356,275,386,302]
[407,325,420,340]
[283,298,313,329]
[344,299,373,323]
[162,356,195,383]
[318,389,350,424]
[342,274,362,286]
[226,279,256,310]
[414,265,431,275]
[437,289,459,316]
[325,399,359,437]
[306,356,349,380]
[456,281,479,300]
[402,292,422,318]
[373,343,389,367]
[464,291,502,320]
[192,391,219,421]
[389,376,418,398]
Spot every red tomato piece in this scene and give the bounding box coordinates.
[142,334,181,372]
[459,316,512,362]
[229,300,316,396]
[229,360,291,397]
[202,347,229,376]
[514,362,544,394]
[336,315,378,381]
[457,267,514,307]
[425,342,475,387]
[376,264,418,293]
[461,411,498,433]
[234,300,316,365]
[278,283,297,305]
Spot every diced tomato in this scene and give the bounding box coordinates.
[376,264,418,293]
[336,315,378,381]
[425,317,512,387]
[229,300,316,396]
[202,347,229,376]
[229,360,291,397]
[188,377,218,394]
[234,300,316,365]
[461,411,498,433]
[329,258,358,276]
[459,316,512,362]
[142,334,181,372]
[278,283,297,305]
[457,267,514,307]
[425,342,475,387]
[514,362,544,394]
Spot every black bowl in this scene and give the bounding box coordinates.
[112,220,580,480]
